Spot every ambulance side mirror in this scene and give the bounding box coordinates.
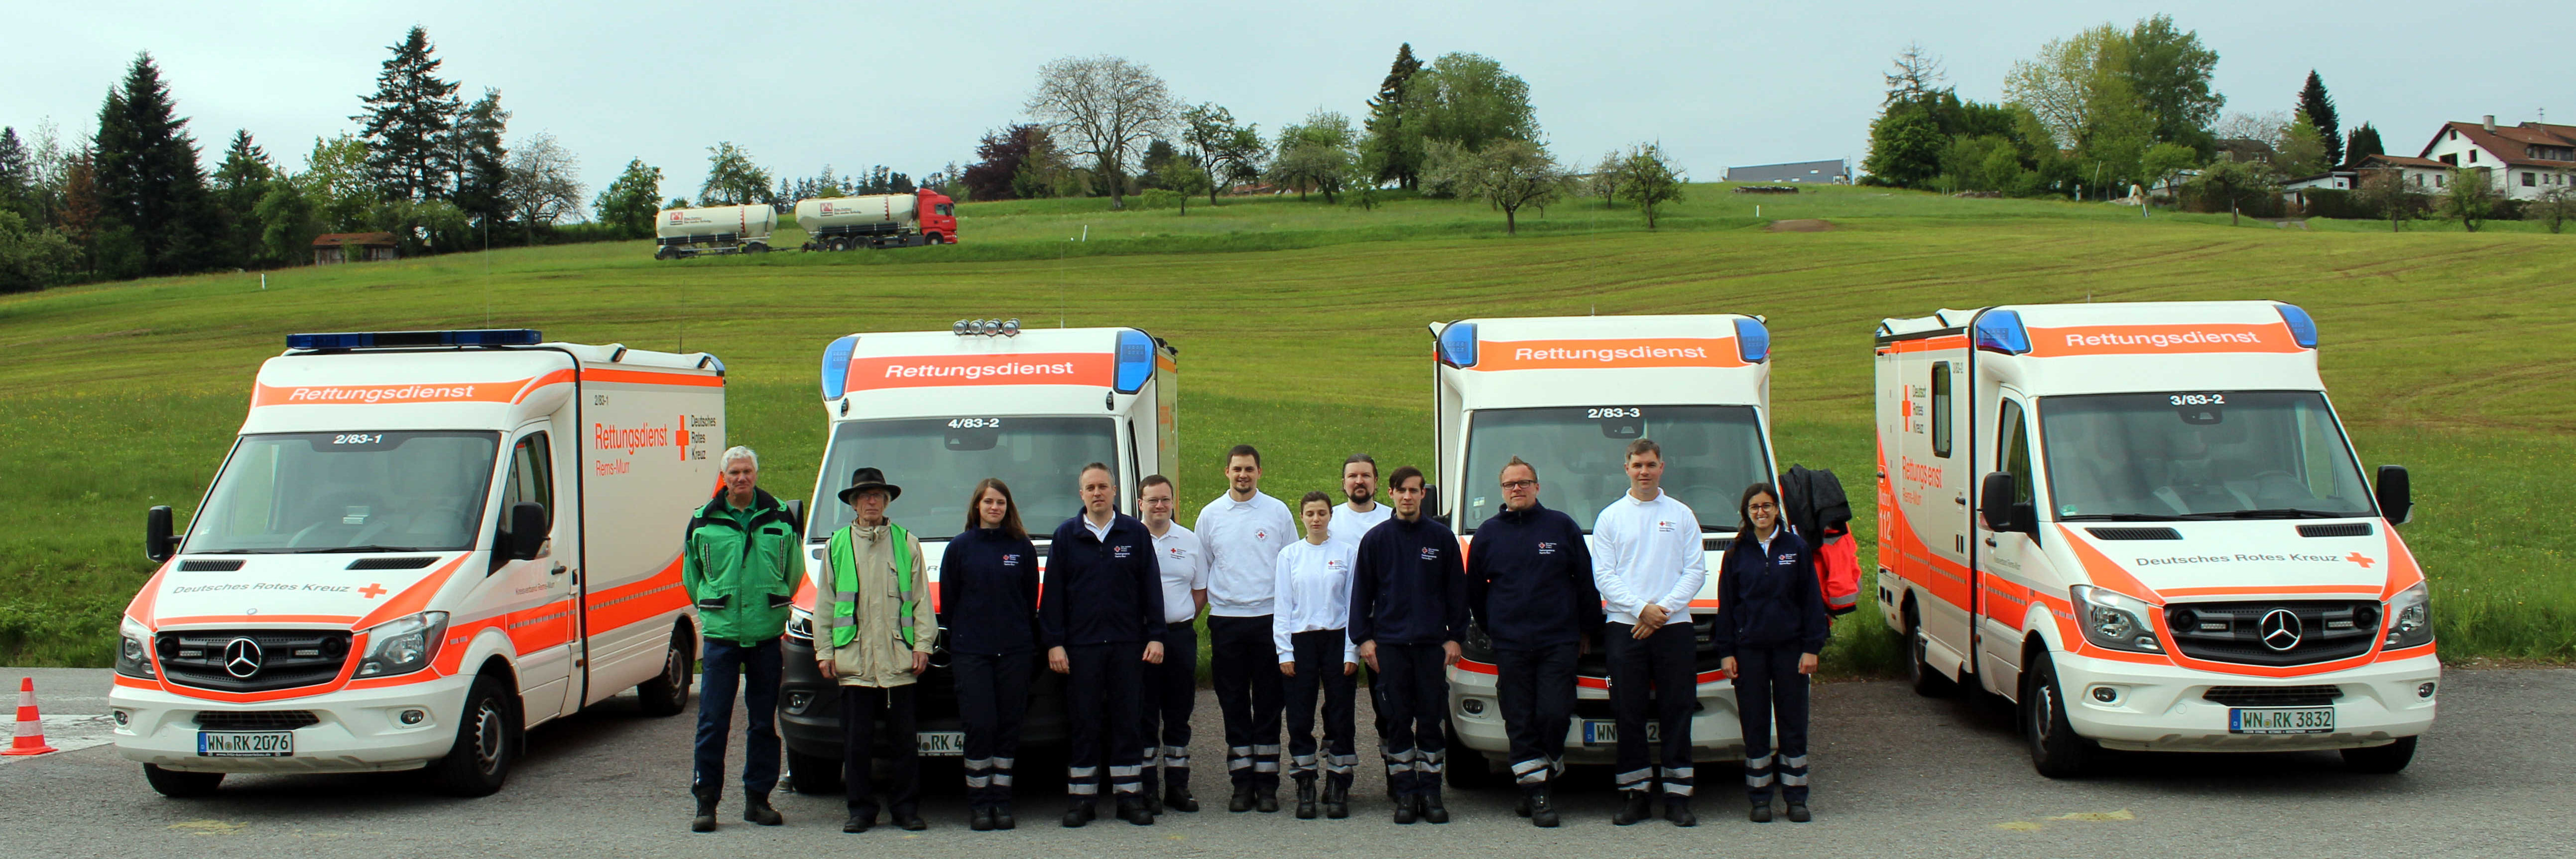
[505,502,548,561]
[2374,465,2412,526]
[1979,472,2034,535]
[785,499,806,533]
[145,505,177,563]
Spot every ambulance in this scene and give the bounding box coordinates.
[1873,302,2435,776]
[777,321,1179,791]
[1427,315,1778,787]
[112,329,726,797]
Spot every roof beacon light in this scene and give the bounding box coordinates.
[286,329,542,350]
[1972,310,2032,355]
[2275,303,2319,348]
[1113,329,1155,394]
[819,334,859,400]
[1436,322,1479,368]
[1732,317,1771,363]
[981,319,1002,336]
[953,320,972,336]
[1000,318,1020,337]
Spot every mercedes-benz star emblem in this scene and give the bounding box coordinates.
[223,637,264,678]
[2259,609,2304,651]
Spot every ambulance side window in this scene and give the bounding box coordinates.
[1997,400,2033,506]
[502,432,555,530]
[1930,362,1953,458]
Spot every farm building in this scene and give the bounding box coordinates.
[2415,116,2576,200]
[311,232,398,265]
[1725,160,1849,183]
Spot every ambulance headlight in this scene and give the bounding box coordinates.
[117,617,157,679]
[2071,585,2161,653]
[2384,581,2433,649]
[785,606,815,644]
[357,611,449,677]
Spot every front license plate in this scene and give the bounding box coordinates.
[1580,721,1660,746]
[918,731,965,756]
[2229,707,2335,735]
[197,731,294,757]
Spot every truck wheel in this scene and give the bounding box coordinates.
[633,628,692,717]
[142,764,224,798]
[653,246,676,260]
[2023,650,2093,778]
[1443,720,1496,790]
[1906,611,1955,698]
[786,749,844,794]
[428,674,517,797]
[748,242,769,254]
[2341,736,2418,774]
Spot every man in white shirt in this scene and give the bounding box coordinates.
[1138,474,1209,816]
[1328,453,1391,543]
[1590,438,1709,827]
[1194,444,1296,813]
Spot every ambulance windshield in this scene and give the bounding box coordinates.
[810,416,1118,540]
[2040,391,2375,520]
[188,431,501,553]
[1459,406,1769,533]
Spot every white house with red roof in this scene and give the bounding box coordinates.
[2416,115,2576,199]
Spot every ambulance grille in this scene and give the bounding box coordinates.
[2202,685,2343,708]
[2296,523,2374,538]
[194,710,321,732]
[179,559,244,571]
[156,630,353,692]
[347,556,439,570]
[2085,528,2182,540]
[2163,602,2380,666]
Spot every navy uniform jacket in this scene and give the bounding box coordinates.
[1710,527,1831,656]
[1039,514,1168,647]
[939,527,1041,655]
[1465,501,1601,651]
[1349,515,1470,646]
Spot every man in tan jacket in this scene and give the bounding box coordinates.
[817,467,938,833]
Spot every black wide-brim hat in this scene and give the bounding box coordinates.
[838,467,902,504]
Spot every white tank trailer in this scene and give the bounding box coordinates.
[794,189,959,251]
[653,204,776,259]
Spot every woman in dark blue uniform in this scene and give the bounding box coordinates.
[1711,482,1830,823]
[941,478,1041,831]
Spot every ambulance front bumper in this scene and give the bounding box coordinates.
[2054,650,2440,752]
[1448,663,1744,765]
[109,673,472,772]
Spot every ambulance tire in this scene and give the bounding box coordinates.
[429,674,518,797]
[2022,651,2093,779]
[2340,736,2418,774]
[786,750,843,794]
[633,627,692,717]
[1443,721,1497,790]
[1905,608,1956,698]
[142,764,224,798]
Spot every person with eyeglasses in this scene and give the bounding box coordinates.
[1710,482,1830,824]
[1464,456,1600,828]
[1137,474,1210,816]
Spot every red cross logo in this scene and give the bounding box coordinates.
[359,582,387,599]
[2345,552,2376,569]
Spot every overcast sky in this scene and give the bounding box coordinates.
[6,0,2568,210]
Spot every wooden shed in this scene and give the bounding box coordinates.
[311,232,398,265]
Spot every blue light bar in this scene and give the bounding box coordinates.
[2275,304,2319,348]
[1972,310,2032,354]
[1113,329,1155,394]
[285,329,541,350]
[1437,322,1478,368]
[818,335,858,400]
[1732,317,1771,363]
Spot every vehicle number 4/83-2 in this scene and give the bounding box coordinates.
[947,418,1001,429]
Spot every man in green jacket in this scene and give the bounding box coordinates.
[682,446,801,833]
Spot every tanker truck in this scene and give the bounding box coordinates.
[794,188,960,251]
[653,204,776,260]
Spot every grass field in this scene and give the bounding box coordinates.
[3,183,2570,673]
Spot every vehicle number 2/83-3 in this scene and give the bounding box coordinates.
[1586,407,1642,419]
[947,418,1002,429]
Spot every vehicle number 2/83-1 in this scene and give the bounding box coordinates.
[330,433,386,445]
[1586,408,1642,419]
[947,418,1002,429]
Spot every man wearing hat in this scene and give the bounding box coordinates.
[817,467,939,833]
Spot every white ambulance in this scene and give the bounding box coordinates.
[1427,315,1779,786]
[777,321,1179,791]
[1873,302,2435,776]
[112,329,725,796]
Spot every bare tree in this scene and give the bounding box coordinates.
[2212,110,2291,147]
[2353,168,2425,232]
[2528,183,2575,233]
[1025,56,1176,210]
[1884,41,1949,106]
[503,132,583,244]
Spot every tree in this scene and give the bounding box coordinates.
[1270,110,1355,203]
[2190,157,2278,225]
[1617,142,1685,228]
[0,127,31,221]
[2526,184,2576,234]
[2004,25,2125,150]
[1363,43,1426,188]
[355,26,463,202]
[448,88,509,233]
[963,124,1044,202]
[211,130,276,267]
[1180,104,1261,206]
[1884,41,1950,106]
[300,134,376,232]
[91,51,218,277]
[698,142,770,206]
[1161,152,1212,214]
[2276,117,2330,178]
[2296,71,2341,168]
[1862,105,1944,188]
[591,159,661,239]
[0,211,81,292]
[1436,138,1565,235]
[2140,141,2198,199]
[503,132,583,244]
[2353,168,2424,232]
[1024,55,1177,210]
[2119,15,2222,150]
[252,180,316,264]
[1589,150,1625,209]
[2436,166,2501,232]
[2345,123,2385,166]
[1400,52,1538,177]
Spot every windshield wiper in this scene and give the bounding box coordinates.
[2181,509,2353,520]
[2057,513,2186,522]
[311,544,441,553]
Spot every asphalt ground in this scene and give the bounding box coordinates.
[4,666,2572,858]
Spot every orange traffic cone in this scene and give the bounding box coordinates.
[4,677,59,756]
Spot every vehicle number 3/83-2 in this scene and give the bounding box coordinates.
[2168,393,2227,406]
[1587,408,1642,419]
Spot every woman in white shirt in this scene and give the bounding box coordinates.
[1274,491,1359,820]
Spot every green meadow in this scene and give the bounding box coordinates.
[3,184,2570,672]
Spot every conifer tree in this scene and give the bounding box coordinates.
[2297,71,2341,167]
[356,26,463,202]
[91,51,217,276]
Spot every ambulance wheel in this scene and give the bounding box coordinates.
[428,674,517,797]
[2341,736,2418,774]
[634,627,692,717]
[1443,721,1496,790]
[1905,609,1955,698]
[787,750,844,794]
[142,764,224,798]
[2023,651,2093,779]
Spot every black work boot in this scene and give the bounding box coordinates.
[1393,793,1418,825]
[1786,801,1812,823]
[1323,778,1349,819]
[1749,796,1774,823]
[970,806,994,832]
[1119,794,1155,826]
[691,792,719,833]
[1529,788,1560,828]
[993,802,1016,830]
[1257,785,1281,813]
[1666,796,1697,827]
[743,791,783,826]
[1062,799,1096,828]
[1614,790,1654,825]
[1166,779,1199,812]
[1421,790,1450,824]
[1229,782,1256,813]
[1294,775,1319,819]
